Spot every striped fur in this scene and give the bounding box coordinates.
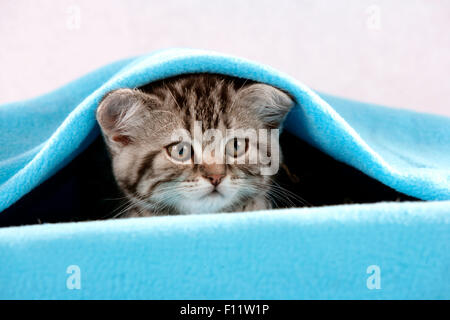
[96,74,294,217]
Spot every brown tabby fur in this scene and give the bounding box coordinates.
[96,74,294,217]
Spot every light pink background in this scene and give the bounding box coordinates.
[1,0,449,116]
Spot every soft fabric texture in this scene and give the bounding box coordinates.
[0,201,449,300]
[0,48,449,299]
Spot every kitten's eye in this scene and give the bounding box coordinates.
[225,138,248,158]
[166,141,192,162]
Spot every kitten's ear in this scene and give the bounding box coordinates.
[238,83,294,128]
[96,88,147,146]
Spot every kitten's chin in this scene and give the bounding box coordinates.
[179,191,235,214]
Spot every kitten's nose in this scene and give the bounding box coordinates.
[205,174,225,186]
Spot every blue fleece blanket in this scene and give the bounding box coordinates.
[0,49,449,299]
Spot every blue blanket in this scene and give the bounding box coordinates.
[0,49,449,299]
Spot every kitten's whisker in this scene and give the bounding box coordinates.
[103,195,130,201]
[110,201,136,219]
[270,181,312,207]
[103,198,134,219]
[249,181,310,208]
[250,185,293,208]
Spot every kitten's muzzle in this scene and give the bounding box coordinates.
[201,164,226,186]
[205,174,225,187]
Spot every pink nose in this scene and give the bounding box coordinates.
[205,174,225,186]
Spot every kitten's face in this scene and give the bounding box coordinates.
[97,74,293,215]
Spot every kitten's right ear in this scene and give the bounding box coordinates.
[237,83,295,128]
[96,88,147,146]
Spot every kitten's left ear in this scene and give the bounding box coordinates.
[96,88,149,147]
[238,83,295,128]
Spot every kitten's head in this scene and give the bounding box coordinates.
[96,74,294,215]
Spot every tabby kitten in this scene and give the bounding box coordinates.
[96,74,294,217]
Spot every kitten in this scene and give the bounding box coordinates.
[96,74,294,217]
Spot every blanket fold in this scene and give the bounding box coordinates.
[0,201,449,299]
